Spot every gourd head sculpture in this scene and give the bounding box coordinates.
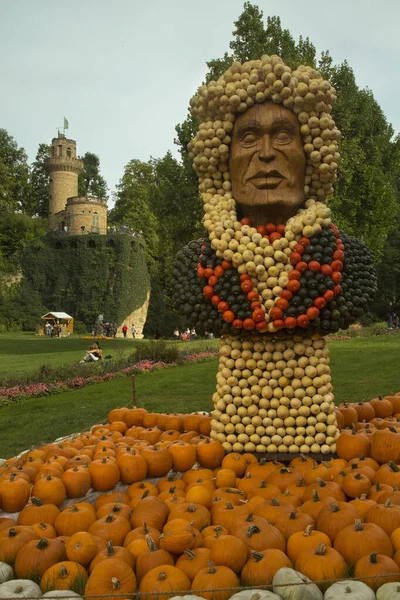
[172,54,375,340]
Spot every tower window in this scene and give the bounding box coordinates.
[58,145,62,157]
[67,147,71,158]
[92,215,100,228]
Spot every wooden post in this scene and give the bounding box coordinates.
[131,374,137,408]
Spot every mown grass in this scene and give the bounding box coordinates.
[1,335,399,459]
[0,332,216,379]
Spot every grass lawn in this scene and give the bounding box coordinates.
[0,332,216,379]
[0,334,399,459]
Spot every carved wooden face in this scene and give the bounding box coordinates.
[230,102,306,225]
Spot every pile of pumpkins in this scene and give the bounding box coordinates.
[1,401,400,599]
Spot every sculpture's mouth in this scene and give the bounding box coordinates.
[249,169,285,189]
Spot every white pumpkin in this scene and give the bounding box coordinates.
[230,591,282,600]
[273,568,323,600]
[324,580,375,600]
[377,582,400,600]
[42,593,83,599]
[0,579,42,598]
[0,562,14,584]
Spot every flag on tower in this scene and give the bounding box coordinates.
[64,117,69,130]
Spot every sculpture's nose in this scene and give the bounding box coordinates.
[258,134,276,162]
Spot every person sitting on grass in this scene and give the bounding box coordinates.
[79,342,103,363]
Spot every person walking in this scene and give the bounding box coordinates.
[131,323,136,338]
[122,324,128,339]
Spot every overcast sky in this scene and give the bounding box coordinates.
[1,0,399,201]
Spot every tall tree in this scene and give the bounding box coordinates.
[109,159,159,270]
[27,143,51,217]
[78,152,108,200]
[0,129,30,213]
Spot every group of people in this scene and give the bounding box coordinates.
[173,328,197,341]
[122,323,135,338]
[45,323,64,338]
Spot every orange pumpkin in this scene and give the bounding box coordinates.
[241,549,292,587]
[40,560,88,594]
[85,557,137,600]
[191,562,238,600]
[139,565,191,600]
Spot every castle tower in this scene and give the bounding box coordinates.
[46,134,83,230]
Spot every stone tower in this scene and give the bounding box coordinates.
[46,134,83,230]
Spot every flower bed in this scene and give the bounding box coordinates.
[0,351,217,407]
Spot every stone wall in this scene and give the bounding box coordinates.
[66,197,108,235]
[116,291,150,339]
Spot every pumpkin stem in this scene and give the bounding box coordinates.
[389,461,400,472]
[250,551,264,562]
[8,528,17,538]
[316,478,326,488]
[354,473,362,480]
[315,543,326,556]
[145,535,156,552]
[111,504,122,513]
[360,494,367,500]
[59,565,69,578]
[245,514,255,523]
[187,504,196,512]
[106,541,115,556]
[246,525,260,538]
[370,552,378,564]
[289,511,297,520]
[111,577,121,589]
[330,502,340,512]
[385,499,392,508]
[71,505,79,513]
[31,497,43,507]
[184,549,196,560]
[157,572,167,581]
[224,503,234,510]
[312,490,321,502]
[271,498,280,506]
[37,538,49,549]
[303,525,314,537]
[354,519,364,532]
[207,561,217,574]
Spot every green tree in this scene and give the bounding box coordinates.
[0,212,47,261]
[27,143,51,217]
[109,159,159,269]
[149,152,203,280]
[0,129,30,213]
[78,152,108,200]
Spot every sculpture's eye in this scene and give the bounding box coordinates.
[274,129,292,144]
[241,132,258,145]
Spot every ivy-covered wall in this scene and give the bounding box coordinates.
[20,233,150,330]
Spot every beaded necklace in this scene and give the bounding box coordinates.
[198,198,344,333]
